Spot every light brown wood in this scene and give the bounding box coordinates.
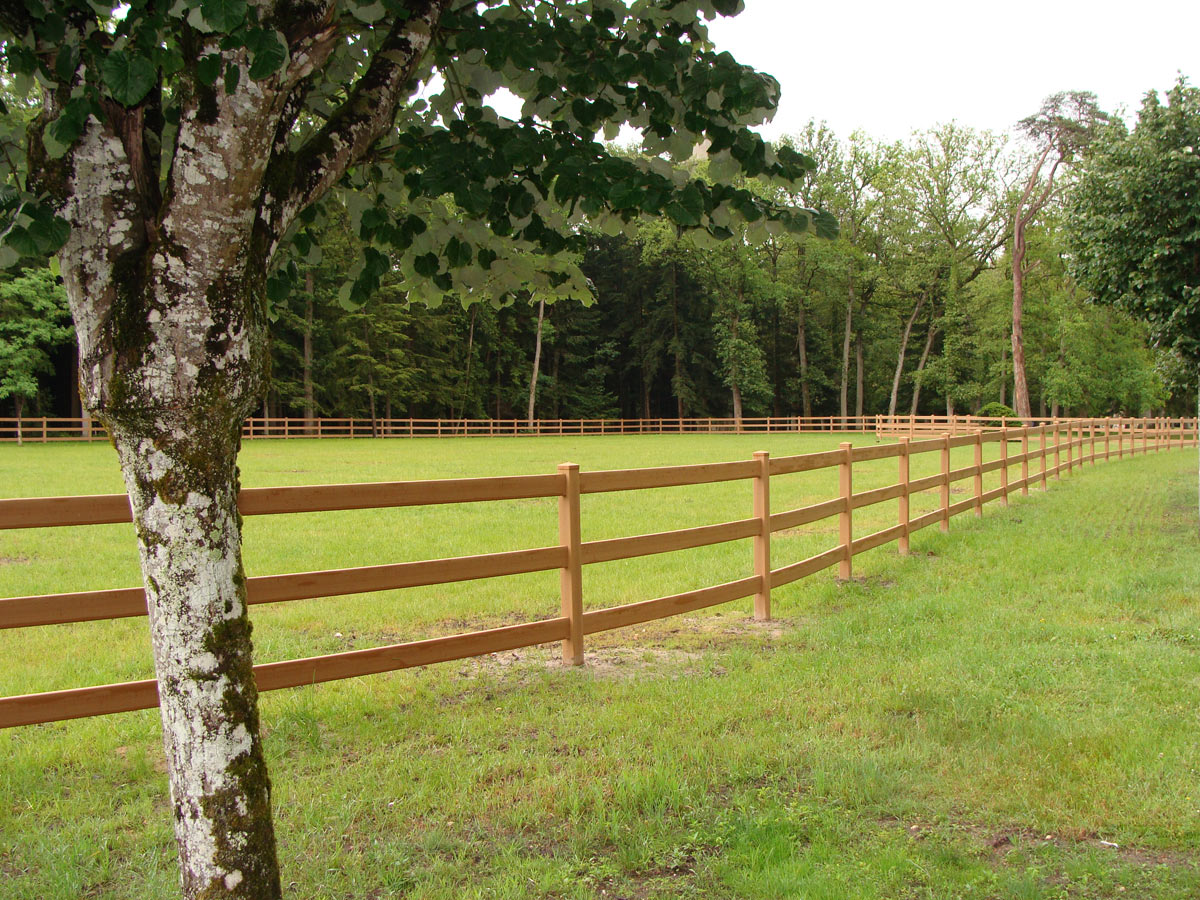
[909,509,944,533]
[0,587,146,629]
[558,463,584,666]
[898,437,911,555]
[947,434,977,449]
[0,617,571,728]
[940,434,951,533]
[948,497,976,517]
[907,473,946,494]
[752,451,771,621]
[1021,427,1030,497]
[578,459,757,494]
[838,442,853,580]
[973,430,984,517]
[850,443,904,462]
[850,482,905,510]
[0,493,133,530]
[768,449,845,475]
[581,575,761,634]
[769,498,847,532]
[999,427,1009,507]
[581,518,759,565]
[948,464,976,484]
[851,523,907,556]
[1054,422,1062,480]
[770,545,846,588]
[981,486,1005,505]
[1040,426,1049,490]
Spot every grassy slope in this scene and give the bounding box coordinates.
[1,436,1198,898]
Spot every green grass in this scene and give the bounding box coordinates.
[1,435,1198,898]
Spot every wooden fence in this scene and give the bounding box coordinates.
[0,417,1195,729]
[8,413,1182,442]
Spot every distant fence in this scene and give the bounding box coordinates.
[0,417,1195,728]
[6,413,1179,442]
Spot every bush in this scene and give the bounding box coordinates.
[978,402,1020,427]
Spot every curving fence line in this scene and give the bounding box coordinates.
[0,417,1194,729]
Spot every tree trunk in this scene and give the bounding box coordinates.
[840,276,855,426]
[999,332,1008,407]
[910,323,936,416]
[1012,252,1032,421]
[303,273,315,433]
[731,381,743,431]
[14,394,23,445]
[457,307,476,420]
[854,329,864,420]
[527,298,545,426]
[797,298,812,418]
[888,298,924,418]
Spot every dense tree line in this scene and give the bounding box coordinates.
[2,114,1190,423]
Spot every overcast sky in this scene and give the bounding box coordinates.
[706,0,1200,143]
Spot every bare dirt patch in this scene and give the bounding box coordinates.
[0,555,30,566]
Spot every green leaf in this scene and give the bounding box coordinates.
[199,0,247,32]
[413,252,440,278]
[102,51,157,107]
[196,54,222,87]
[246,29,288,80]
[224,62,241,94]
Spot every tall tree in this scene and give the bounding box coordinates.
[1010,92,1107,420]
[0,3,833,894]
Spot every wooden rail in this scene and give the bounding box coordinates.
[7,414,1190,443]
[1,417,1195,728]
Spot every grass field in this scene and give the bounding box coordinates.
[2,435,1199,898]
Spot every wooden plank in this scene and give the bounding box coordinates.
[2,547,568,629]
[851,443,903,462]
[768,449,844,475]
[948,497,975,517]
[238,473,565,514]
[578,459,757,494]
[0,493,133,529]
[909,509,943,533]
[769,498,846,532]
[850,523,906,555]
[907,473,945,494]
[0,587,146,629]
[769,545,846,588]
[581,575,761,634]
[981,486,1005,504]
[905,437,946,454]
[851,482,905,510]
[839,443,853,579]
[948,434,977,449]
[581,518,759,565]
[558,463,584,666]
[752,451,771,621]
[0,618,570,728]
[246,546,567,605]
[947,464,975,483]
[980,458,1005,475]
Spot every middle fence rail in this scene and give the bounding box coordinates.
[0,417,1195,729]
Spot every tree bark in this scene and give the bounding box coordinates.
[888,297,924,418]
[731,381,743,430]
[910,323,937,416]
[854,329,864,420]
[527,298,545,426]
[303,273,315,432]
[797,298,812,418]
[840,276,855,426]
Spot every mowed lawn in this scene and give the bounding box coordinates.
[1,434,1199,899]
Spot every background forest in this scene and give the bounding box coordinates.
[2,101,1191,425]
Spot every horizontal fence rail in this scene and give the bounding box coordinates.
[6,414,1190,443]
[1,417,1196,728]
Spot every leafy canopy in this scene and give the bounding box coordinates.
[1068,78,1200,365]
[0,0,836,307]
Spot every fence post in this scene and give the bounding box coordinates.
[1000,426,1009,507]
[558,463,584,666]
[898,437,911,555]
[1066,421,1074,474]
[1104,417,1110,461]
[940,433,951,532]
[1020,426,1029,497]
[1054,421,1062,479]
[973,429,984,516]
[839,442,853,579]
[1040,426,1049,490]
[753,451,771,620]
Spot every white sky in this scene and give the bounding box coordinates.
[706,0,1200,143]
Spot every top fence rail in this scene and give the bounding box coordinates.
[0,413,1168,443]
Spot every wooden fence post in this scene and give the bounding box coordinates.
[1054,421,1062,479]
[1040,426,1049,490]
[1020,426,1029,497]
[940,433,951,532]
[1066,421,1073,474]
[1104,418,1110,461]
[1000,426,1009,507]
[898,437,911,555]
[973,429,984,517]
[753,450,771,621]
[839,442,853,579]
[558,463,584,666]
